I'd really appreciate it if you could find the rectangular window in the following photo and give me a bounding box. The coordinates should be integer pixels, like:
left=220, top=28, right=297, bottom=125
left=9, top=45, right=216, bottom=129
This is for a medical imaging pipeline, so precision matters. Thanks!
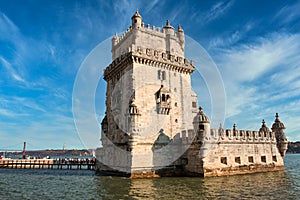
left=162, top=71, right=166, bottom=80
left=272, top=156, right=277, bottom=162
left=157, top=70, right=161, bottom=80
left=235, top=157, right=241, bottom=164
left=192, top=101, right=197, bottom=108
left=261, top=156, right=266, bottom=163
left=248, top=156, right=254, bottom=163
left=221, top=157, right=227, bottom=165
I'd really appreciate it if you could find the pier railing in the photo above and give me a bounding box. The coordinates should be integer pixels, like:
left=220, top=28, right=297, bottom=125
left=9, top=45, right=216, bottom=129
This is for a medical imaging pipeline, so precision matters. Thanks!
left=0, top=158, right=96, bottom=170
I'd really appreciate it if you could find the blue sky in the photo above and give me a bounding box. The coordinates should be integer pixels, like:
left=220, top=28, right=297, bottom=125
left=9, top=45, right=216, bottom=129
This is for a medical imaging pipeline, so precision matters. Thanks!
left=0, top=0, right=299, bottom=150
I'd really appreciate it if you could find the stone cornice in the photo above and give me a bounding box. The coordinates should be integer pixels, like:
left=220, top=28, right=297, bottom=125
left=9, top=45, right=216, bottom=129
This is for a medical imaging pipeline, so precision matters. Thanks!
left=104, top=49, right=194, bottom=81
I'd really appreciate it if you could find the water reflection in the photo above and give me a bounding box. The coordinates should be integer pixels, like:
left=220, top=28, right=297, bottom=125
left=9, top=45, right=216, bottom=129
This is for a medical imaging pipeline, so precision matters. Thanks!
left=0, top=155, right=297, bottom=199
left=125, top=171, right=297, bottom=199
left=95, top=154, right=299, bottom=199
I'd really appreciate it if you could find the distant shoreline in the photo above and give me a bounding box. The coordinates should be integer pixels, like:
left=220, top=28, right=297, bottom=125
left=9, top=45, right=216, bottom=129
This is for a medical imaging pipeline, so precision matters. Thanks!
left=1, top=149, right=93, bottom=158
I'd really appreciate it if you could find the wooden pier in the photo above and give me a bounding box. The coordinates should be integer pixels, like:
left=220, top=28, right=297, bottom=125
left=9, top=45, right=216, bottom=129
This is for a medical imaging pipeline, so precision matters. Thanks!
left=0, top=158, right=96, bottom=170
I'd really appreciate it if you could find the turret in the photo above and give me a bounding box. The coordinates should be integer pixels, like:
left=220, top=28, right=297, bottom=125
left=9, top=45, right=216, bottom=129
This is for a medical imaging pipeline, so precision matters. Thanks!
left=176, top=24, right=185, bottom=50
left=131, top=9, right=142, bottom=29
left=271, top=113, right=288, bottom=157
left=112, top=33, right=119, bottom=47
left=128, top=98, right=140, bottom=149
left=163, top=20, right=175, bottom=35
left=193, top=106, right=210, bottom=141
left=259, top=119, right=271, bottom=134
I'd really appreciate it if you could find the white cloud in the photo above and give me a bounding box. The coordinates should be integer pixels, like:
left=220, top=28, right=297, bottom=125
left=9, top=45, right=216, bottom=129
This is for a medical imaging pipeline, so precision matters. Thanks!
left=211, top=32, right=300, bottom=141
left=217, top=33, right=300, bottom=82
left=0, top=56, right=26, bottom=83
left=274, top=1, right=300, bottom=25
left=209, top=21, right=254, bottom=49
left=0, top=12, right=19, bottom=40
left=203, top=0, right=234, bottom=23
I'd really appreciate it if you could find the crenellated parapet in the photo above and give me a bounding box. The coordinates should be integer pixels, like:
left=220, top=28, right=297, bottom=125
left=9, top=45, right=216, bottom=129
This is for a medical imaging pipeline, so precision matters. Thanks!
left=111, top=10, right=185, bottom=60
left=202, top=128, right=277, bottom=143
left=192, top=107, right=282, bottom=144
left=112, top=22, right=185, bottom=50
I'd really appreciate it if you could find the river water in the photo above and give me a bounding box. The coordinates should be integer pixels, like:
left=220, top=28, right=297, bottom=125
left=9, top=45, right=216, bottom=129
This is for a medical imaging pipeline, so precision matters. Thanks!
left=0, top=154, right=299, bottom=200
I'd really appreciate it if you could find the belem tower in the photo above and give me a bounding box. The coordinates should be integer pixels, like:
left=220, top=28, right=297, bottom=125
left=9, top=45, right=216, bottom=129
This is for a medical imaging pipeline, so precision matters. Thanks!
left=95, top=10, right=289, bottom=178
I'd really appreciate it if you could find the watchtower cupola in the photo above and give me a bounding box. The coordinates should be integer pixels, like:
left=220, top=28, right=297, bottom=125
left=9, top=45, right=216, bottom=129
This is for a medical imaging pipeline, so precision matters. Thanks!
left=271, top=113, right=288, bottom=156
left=193, top=107, right=210, bottom=140
left=131, top=9, right=142, bottom=29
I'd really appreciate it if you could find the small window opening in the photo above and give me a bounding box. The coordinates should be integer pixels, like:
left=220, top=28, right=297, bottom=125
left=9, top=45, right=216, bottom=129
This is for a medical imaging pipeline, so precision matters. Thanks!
left=248, top=156, right=254, bottom=163
left=272, top=156, right=277, bottom=162
left=235, top=157, right=241, bottom=164
left=192, top=102, right=197, bottom=108
left=221, top=157, right=227, bottom=165
left=261, top=156, right=266, bottom=163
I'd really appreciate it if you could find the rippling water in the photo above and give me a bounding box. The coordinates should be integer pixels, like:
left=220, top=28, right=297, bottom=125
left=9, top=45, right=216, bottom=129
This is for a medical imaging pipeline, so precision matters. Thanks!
left=0, top=154, right=299, bottom=199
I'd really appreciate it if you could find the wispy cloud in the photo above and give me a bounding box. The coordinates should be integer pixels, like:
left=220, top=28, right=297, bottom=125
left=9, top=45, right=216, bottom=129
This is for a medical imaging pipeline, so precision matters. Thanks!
left=209, top=21, right=254, bottom=49
left=0, top=56, right=26, bottom=83
left=203, top=0, right=234, bottom=23
left=274, top=1, right=300, bottom=25
left=0, top=12, right=19, bottom=40
left=217, top=32, right=300, bottom=82
left=212, top=31, right=300, bottom=140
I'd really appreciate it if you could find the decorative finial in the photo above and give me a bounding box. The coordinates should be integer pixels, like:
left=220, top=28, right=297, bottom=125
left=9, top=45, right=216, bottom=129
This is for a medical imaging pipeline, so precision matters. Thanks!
left=199, top=106, right=203, bottom=112
left=178, top=24, right=183, bottom=31
left=261, top=119, right=267, bottom=128
left=233, top=123, right=237, bottom=130
left=132, top=9, right=142, bottom=19
left=275, top=113, right=280, bottom=122
left=166, top=20, right=170, bottom=26
left=113, top=33, right=118, bottom=39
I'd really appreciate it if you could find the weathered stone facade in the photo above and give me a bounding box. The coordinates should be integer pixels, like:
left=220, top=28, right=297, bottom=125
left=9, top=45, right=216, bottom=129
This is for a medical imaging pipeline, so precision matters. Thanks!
left=95, top=10, right=288, bottom=178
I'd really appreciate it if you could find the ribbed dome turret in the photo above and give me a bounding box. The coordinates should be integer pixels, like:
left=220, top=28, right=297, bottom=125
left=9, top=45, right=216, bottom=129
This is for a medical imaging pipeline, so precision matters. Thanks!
left=271, top=113, right=286, bottom=130
left=195, top=106, right=210, bottom=123
left=131, top=9, right=142, bottom=19
left=259, top=119, right=271, bottom=133
left=131, top=9, right=142, bottom=29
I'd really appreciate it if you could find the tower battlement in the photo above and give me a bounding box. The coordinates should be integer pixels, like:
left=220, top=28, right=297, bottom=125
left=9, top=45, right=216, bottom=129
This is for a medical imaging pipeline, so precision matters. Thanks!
left=111, top=10, right=185, bottom=60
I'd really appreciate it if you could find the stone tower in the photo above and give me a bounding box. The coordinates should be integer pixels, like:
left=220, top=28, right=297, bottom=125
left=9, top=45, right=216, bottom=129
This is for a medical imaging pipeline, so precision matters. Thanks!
left=96, top=10, right=288, bottom=178
left=97, top=10, right=198, bottom=177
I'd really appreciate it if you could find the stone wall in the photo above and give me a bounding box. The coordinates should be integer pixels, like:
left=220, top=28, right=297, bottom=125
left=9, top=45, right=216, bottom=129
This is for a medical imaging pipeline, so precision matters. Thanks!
left=199, top=128, right=284, bottom=177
